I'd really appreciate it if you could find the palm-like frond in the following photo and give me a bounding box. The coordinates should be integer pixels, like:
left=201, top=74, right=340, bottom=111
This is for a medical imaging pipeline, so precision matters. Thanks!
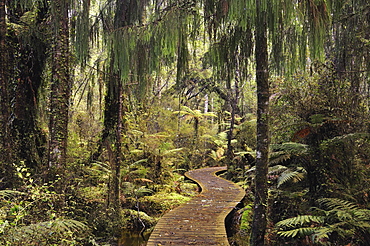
left=269, top=152, right=291, bottom=165
left=277, top=227, right=317, bottom=238
left=268, top=165, right=288, bottom=175
left=276, top=215, right=324, bottom=228
left=277, top=167, right=307, bottom=188
left=0, top=190, right=25, bottom=199
left=90, top=161, right=111, bottom=173
left=4, top=219, right=89, bottom=244
left=269, top=142, right=308, bottom=166
left=318, top=198, right=358, bottom=211
left=276, top=198, right=370, bottom=244
left=321, top=133, right=368, bottom=147
left=271, top=142, right=308, bottom=154
left=318, top=198, right=370, bottom=222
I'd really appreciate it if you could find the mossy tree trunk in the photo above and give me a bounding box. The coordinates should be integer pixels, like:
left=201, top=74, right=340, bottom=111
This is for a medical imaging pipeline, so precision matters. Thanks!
left=48, top=0, right=71, bottom=169
left=0, top=0, right=14, bottom=188
left=104, top=0, right=133, bottom=213
left=11, top=3, right=48, bottom=170
left=105, top=76, right=123, bottom=211
left=250, top=0, right=269, bottom=245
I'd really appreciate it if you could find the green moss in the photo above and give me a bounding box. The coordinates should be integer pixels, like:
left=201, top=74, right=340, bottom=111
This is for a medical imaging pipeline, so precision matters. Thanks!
left=138, top=192, right=192, bottom=216
left=240, top=204, right=253, bottom=231
left=180, top=182, right=199, bottom=196
left=78, top=185, right=106, bottom=202
left=121, top=209, right=158, bottom=231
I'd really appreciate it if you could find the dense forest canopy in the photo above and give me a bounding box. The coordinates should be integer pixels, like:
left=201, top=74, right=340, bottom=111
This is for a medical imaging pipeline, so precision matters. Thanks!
left=0, top=0, right=370, bottom=245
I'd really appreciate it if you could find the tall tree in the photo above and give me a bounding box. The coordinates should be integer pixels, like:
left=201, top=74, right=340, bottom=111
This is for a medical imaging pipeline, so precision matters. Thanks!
left=48, top=0, right=71, bottom=168
left=250, top=0, right=269, bottom=244
left=0, top=0, right=13, bottom=187
left=96, top=0, right=196, bottom=211
left=102, top=0, right=149, bottom=211
left=331, top=0, right=370, bottom=109
left=10, top=1, right=49, bottom=170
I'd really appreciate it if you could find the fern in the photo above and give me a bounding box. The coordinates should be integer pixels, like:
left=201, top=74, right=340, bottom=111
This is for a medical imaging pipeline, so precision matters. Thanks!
left=277, top=227, right=317, bottom=238
left=269, top=152, right=291, bottom=165
left=270, top=142, right=308, bottom=155
left=268, top=165, right=288, bottom=175
left=269, top=142, right=308, bottom=166
left=0, top=190, right=25, bottom=199
left=276, top=198, right=370, bottom=244
left=277, top=167, right=307, bottom=188
left=321, top=133, right=368, bottom=148
left=90, top=161, right=111, bottom=173
left=4, top=219, right=89, bottom=245
left=318, top=198, right=370, bottom=225
left=317, top=198, right=358, bottom=211
left=276, top=215, right=324, bottom=228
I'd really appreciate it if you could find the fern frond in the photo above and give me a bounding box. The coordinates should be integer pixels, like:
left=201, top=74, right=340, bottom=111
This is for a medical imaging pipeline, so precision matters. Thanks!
left=6, top=219, right=89, bottom=243
left=277, top=167, right=307, bottom=188
left=318, top=198, right=370, bottom=226
left=277, top=227, right=316, bottom=237
left=268, top=165, right=288, bottom=175
left=312, top=226, right=332, bottom=241
left=0, top=190, right=25, bottom=199
left=320, top=133, right=369, bottom=148
left=317, top=198, right=358, bottom=211
left=269, top=152, right=291, bottom=165
left=270, top=142, right=308, bottom=155
left=130, top=159, right=148, bottom=168
left=134, top=187, right=154, bottom=197
left=276, top=215, right=324, bottom=228
left=91, top=161, right=111, bottom=173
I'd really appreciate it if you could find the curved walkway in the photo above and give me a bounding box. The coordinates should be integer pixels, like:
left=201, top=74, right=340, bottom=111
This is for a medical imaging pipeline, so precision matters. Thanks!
left=147, top=166, right=245, bottom=245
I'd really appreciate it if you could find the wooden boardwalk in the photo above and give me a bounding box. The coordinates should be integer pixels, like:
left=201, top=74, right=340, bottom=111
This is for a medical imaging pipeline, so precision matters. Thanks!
left=147, top=166, right=245, bottom=246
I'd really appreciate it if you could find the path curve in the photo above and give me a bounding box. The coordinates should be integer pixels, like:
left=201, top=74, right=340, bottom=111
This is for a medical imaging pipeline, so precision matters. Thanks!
left=147, top=166, right=245, bottom=245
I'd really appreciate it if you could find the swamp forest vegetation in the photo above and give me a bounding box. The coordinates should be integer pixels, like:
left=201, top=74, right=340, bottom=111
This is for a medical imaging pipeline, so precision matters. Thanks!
left=0, top=0, right=370, bottom=245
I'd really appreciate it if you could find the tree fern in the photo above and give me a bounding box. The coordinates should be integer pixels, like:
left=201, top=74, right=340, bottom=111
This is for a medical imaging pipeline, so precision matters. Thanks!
left=318, top=198, right=370, bottom=224
left=276, top=198, right=370, bottom=244
left=269, top=142, right=308, bottom=166
left=0, top=190, right=25, bottom=199
left=276, top=215, right=324, bottom=228
left=3, top=219, right=90, bottom=245
left=277, top=167, right=307, bottom=188
left=270, top=142, right=308, bottom=155
left=318, top=198, right=358, bottom=211
left=277, top=227, right=317, bottom=238
left=269, top=151, right=291, bottom=165
left=268, top=165, right=288, bottom=175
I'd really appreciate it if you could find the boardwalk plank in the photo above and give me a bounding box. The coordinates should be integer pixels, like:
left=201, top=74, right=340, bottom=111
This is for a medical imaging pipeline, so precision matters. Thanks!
left=146, top=166, right=245, bottom=246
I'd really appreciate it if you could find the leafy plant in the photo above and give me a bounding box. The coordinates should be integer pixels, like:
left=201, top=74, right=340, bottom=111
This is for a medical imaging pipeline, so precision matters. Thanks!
left=277, top=167, right=307, bottom=188
left=275, top=198, right=370, bottom=245
left=2, top=218, right=90, bottom=246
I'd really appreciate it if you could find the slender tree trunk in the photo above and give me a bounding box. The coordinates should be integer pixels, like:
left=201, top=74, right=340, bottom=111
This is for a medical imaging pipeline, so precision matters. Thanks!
left=110, top=81, right=123, bottom=209
left=48, top=0, right=71, bottom=168
left=0, top=0, right=8, bottom=153
left=13, top=5, right=48, bottom=169
left=226, top=77, right=240, bottom=179
left=0, top=0, right=14, bottom=187
left=250, top=0, right=269, bottom=245
left=105, top=0, right=132, bottom=212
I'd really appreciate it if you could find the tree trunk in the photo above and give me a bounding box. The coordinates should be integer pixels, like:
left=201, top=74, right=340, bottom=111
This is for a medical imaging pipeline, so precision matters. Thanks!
left=0, top=0, right=8, bottom=152
left=105, top=0, right=133, bottom=212
left=48, top=0, right=71, bottom=168
left=12, top=5, right=48, bottom=169
left=0, top=0, right=14, bottom=188
left=110, top=80, right=123, bottom=210
left=250, top=0, right=269, bottom=245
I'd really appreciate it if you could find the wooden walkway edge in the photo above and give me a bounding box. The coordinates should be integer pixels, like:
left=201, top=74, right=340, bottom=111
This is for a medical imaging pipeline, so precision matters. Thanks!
left=146, top=166, right=245, bottom=245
